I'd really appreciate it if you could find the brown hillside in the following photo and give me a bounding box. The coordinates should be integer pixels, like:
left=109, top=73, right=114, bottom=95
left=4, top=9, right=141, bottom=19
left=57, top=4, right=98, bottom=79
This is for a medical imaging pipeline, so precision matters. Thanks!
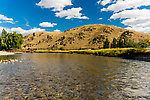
left=22, top=24, right=150, bottom=50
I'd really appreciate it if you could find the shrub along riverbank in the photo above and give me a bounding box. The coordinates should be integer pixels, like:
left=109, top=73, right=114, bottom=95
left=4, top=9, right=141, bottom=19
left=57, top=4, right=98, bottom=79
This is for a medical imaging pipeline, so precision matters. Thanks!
left=34, top=48, right=149, bottom=59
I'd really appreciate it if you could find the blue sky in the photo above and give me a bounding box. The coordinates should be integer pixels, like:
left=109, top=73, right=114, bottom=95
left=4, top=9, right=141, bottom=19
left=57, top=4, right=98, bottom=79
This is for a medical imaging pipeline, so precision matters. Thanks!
left=0, top=0, right=150, bottom=35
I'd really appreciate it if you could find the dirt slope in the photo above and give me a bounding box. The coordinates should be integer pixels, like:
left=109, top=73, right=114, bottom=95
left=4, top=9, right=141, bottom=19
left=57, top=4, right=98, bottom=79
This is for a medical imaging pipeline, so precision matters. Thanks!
left=22, top=24, right=150, bottom=50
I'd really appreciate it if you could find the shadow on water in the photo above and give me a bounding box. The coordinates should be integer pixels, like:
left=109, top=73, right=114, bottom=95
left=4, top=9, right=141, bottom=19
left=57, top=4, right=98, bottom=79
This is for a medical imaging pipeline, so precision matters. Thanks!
left=122, top=55, right=150, bottom=62
left=0, top=53, right=150, bottom=99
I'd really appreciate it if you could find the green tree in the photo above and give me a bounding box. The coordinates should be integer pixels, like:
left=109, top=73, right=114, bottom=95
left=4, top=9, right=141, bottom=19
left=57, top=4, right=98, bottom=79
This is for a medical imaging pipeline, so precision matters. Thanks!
left=0, top=30, right=23, bottom=50
left=123, top=37, right=129, bottom=48
left=2, top=29, right=7, bottom=37
left=111, top=38, right=117, bottom=48
left=142, top=39, right=150, bottom=46
left=118, top=37, right=124, bottom=48
left=103, top=38, right=110, bottom=48
left=33, top=33, right=35, bottom=36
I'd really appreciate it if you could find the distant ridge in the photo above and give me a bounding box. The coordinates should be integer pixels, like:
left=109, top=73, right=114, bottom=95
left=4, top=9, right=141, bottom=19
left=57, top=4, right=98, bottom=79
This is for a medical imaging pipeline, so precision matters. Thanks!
left=22, top=24, right=150, bottom=50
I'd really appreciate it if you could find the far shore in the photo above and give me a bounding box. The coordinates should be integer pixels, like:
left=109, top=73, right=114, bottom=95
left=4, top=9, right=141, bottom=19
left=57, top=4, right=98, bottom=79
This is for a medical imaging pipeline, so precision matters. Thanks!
left=34, top=48, right=150, bottom=61
left=1, top=48, right=150, bottom=61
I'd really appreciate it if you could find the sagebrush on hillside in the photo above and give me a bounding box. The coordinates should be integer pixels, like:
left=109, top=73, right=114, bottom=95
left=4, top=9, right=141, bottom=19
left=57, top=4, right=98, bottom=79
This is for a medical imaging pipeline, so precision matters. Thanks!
left=23, top=24, right=150, bottom=50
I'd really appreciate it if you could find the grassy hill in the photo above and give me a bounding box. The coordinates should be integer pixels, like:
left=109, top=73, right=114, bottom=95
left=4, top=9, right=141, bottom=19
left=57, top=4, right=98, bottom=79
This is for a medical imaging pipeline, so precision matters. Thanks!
left=22, top=24, right=150, bottom=50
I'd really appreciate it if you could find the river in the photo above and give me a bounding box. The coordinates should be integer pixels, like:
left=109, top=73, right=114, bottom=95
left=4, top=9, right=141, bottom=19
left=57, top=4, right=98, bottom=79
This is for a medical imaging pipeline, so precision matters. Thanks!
left=0, top=53, right=150, bottom=99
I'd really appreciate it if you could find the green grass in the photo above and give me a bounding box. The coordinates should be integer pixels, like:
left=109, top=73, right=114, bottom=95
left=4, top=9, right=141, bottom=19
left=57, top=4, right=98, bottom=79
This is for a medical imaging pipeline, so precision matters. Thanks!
left=35, top=50, right=70, bottom=53
left=34, top=48, right=147, bottom=58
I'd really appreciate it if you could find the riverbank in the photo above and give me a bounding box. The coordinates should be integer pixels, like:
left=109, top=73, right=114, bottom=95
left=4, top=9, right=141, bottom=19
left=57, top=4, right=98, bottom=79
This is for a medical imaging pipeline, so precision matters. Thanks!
left=1, top=48, right=149, bottom=61
left=0, top=51, right=15, bottom=56
left=0, top=50, right=24, bottom=56
left=34, top=48, right=149, bottom=59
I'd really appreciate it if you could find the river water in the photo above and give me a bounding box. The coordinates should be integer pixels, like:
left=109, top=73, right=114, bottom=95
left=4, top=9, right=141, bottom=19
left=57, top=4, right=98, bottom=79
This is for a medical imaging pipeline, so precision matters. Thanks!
left=0, top=53, right=150, bottom=99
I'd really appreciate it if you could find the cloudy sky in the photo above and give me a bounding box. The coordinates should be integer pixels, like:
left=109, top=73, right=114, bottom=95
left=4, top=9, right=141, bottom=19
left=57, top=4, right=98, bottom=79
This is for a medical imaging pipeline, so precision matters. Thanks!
left=0, top=0, right=150, bottom=35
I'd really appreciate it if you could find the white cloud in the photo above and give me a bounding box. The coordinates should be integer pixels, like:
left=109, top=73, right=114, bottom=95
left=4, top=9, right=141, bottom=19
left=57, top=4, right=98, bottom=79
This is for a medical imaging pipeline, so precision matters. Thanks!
left=110, top=9, right=150, bottom=33
left=97, top=0, right=112, bottom=6
left=110, top=9, right=148, bottom=19
left=0, top=27, right=4, bottom=33
left=99, top=0, right=150, bottom=33
left=0, top=14, right=13, bottom=21
left=0, top=14, right=16, bottom=24
left=98, top=18, right=103, bottom=20
left=55, top=7, right=89, bottom=19
left=36, top=0, right=72, bottom=11
left=26, top=23, right=29, bottom=27
left=101, top=0, right=150, bottom=12
left=36, top=0, right=89, bottom=19
left=54, top=29, right=61, bottom=32
left=97, top=0, right=101, bottom=4
left=0, top=27, right=45, bottom=35
left=126, top=26, right=150, bottom=33
left=39, top=22, right=57, bottom=27
left=5, top=21, right=15, bottom=24
left=24, top=18, right=30, bottom=27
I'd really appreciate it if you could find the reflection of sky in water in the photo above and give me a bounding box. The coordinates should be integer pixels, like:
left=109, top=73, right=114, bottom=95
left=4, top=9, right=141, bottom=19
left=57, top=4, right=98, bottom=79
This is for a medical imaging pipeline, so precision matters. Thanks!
left=0, top=54, right=150, bottom=99
left=121, top=61, right=150, bottom=98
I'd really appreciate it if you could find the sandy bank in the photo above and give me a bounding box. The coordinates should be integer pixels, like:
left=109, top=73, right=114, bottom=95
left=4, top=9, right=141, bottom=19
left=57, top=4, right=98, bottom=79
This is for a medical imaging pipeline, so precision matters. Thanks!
left=0, top=51, right=15, bottom=56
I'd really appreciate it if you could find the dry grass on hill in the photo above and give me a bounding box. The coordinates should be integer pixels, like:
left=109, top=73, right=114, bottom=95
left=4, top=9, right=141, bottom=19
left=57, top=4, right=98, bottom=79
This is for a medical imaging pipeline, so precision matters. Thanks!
left=22, top=24, right=150, bottom=50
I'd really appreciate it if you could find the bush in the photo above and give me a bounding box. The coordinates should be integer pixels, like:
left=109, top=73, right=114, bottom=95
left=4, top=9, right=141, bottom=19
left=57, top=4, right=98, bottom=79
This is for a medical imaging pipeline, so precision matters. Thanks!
left=33, top=33, right=35, bottom=36
left=59, top=47, right=65, bottom=50
left=138, top=42, right=148, bottom=48
left=126, top=39, right=138, bottom=48
left=47, top=35, right=52, bottom=40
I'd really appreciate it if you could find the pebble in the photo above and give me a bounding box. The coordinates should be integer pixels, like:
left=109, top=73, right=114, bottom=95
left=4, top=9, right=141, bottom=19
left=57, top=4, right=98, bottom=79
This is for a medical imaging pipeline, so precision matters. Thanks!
left=131, top=86, right=140, bottom=90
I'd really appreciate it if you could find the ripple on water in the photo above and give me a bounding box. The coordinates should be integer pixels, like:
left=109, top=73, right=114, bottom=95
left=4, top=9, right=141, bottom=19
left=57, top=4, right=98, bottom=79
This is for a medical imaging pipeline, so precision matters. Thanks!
left=0, top=53, right=150, bottom=99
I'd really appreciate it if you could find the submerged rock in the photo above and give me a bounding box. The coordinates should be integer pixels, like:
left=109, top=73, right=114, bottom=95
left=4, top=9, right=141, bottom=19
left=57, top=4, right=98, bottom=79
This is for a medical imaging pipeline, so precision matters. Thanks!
left=131, top=86, right=140, bottom=90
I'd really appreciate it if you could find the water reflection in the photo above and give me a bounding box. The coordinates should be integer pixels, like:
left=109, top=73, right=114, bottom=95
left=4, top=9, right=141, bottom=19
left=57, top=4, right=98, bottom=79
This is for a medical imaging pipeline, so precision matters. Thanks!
left=0, top=55, right=23, bottom=64
left=0, top=53, right=150, bottom=99
left=121, top=61, right=150, bottom=99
